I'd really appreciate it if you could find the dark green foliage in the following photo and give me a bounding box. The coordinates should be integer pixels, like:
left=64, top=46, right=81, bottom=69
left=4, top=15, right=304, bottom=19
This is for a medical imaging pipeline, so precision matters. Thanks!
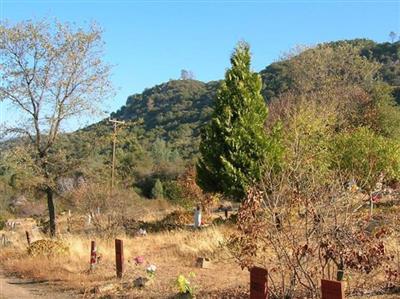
left=361, top=41, right=400, bottom=86
left=163, top=180, right=193, bottom=209
left=0, top=216, right=5, bottom=230
left=368, top=82, right=400, bottom=139
left=361, top=41, right=400, bottom=104
left=260, top=39, right=400, bottom=104
left=260, top=60, right=293, bottom=101
left=196, top=42, right=269, bottom=200
left=111, top=79, right=218, bottom=160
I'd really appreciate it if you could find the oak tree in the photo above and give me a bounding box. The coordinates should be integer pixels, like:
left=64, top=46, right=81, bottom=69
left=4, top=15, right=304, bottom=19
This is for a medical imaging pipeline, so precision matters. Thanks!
left=0, top=20, right=113, bottom=236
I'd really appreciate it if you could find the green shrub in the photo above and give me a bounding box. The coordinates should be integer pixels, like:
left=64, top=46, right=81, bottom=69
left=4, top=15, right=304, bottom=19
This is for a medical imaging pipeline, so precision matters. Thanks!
left=163, top=181, right=194, bottom=210
left=151, top=179, right=164, bottom=199
left=0, top=215, right=5, bottom=230
left=331, top=127, right=400, bottom=190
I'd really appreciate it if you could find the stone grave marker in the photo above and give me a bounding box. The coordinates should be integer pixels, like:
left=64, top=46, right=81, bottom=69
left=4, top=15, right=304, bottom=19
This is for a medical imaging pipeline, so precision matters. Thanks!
left=196, top=257, right=211, bottom=269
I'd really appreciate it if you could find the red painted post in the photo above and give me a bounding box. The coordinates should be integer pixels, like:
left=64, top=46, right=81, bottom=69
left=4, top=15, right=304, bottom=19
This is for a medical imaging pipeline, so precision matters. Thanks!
left=250, top=267, right=268, bottom=299
left=115, top=239, right=124, bottom=278
left=25, top=231, right=31, bottom=246
left=321, top=279, right=345, bottom=299
left=90, top=241, right=97, bottom=270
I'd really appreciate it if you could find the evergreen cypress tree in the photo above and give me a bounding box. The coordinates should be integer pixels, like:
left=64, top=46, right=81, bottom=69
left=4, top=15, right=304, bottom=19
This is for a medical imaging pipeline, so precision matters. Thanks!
left=196, top=42, right=269, bottom=200
left=151, top=179, right=164, bottom=199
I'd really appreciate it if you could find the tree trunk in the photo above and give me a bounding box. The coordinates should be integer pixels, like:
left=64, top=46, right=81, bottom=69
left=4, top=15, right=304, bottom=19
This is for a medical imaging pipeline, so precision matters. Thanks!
left=46, top=187, right=56, bottom=237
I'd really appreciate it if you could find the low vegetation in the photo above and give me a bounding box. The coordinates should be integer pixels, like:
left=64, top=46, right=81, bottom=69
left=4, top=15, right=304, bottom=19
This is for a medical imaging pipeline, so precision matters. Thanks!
left=0, top=212, right=247, bottom=298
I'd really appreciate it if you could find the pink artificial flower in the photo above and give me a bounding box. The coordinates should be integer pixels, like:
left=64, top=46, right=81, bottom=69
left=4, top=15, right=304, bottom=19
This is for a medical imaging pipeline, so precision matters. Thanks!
left=134, top=256, right=145, bottom=265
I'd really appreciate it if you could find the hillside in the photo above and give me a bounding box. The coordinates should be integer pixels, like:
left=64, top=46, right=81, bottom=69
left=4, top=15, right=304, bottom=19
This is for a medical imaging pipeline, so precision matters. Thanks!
left=2, top=38, right=400, bottom=200
left=110, top=79, right=219, bottom=159
left=261, top=39, right=400, bottom=102
left=108, top=39, right=400, bottom=160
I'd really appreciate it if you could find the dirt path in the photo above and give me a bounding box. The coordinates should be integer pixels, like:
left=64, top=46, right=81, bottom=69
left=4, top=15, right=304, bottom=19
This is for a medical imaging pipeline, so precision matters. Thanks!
left=0, top=271, right=77, bottom=299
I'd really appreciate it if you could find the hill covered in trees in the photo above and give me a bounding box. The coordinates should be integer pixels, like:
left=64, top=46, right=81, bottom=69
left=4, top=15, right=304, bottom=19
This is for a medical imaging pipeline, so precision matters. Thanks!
left=109, top=39, right=400, bottom=159
left=1, top=38, right=400, bottom=202
left=69, top=39, right=400, bottom=196
left=262, top=39, right=400, bottom=102
left=110, top=79, right=218, bottom=160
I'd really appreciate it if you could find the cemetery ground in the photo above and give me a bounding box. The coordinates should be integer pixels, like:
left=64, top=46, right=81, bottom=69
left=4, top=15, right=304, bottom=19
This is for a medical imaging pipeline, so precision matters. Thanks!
left=0, top=200, right=250, bottom=299
left=0, top=227, right=248, bottom=298
left=1, top=196, right=400, bottom=298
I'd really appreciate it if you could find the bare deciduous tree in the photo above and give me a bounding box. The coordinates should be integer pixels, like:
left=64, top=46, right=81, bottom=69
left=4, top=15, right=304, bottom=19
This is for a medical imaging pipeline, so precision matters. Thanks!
left=0, top=19, right=113, bottom=236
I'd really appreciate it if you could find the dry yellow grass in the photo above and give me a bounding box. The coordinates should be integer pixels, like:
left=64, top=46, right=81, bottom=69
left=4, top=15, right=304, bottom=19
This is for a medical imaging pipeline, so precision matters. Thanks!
left=0, top=225, right=248, bottom=298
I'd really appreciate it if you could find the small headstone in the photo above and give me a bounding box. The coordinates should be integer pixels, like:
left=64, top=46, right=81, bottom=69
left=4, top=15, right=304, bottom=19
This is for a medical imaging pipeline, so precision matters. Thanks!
left=0, top=234, right=12, bottom=247
left=6, top=221, right=16, bottom=230
left=196, top=257, right=211, bottom=269
left=86, top=214, right=92, bottom=226
left=1, top=234, right=6, bottom=246
left=134, top=276, right=150, bottom=288
left=138, top=228, right=147, bottom=236
left=250, top=267, right=268, bottom=299
left=321, top=279, right=344, bottom=299
left=9, top=195, right=28, bottom=210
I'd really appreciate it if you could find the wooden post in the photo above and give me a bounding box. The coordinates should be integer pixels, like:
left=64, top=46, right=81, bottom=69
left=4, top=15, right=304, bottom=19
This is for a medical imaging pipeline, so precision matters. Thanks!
left=370, top=197, right=374, bottom=217
left=90, top=241, right=97, bottom=270
left=25, top=231, right=31, bottom=246
left=115, top=239, right=124, bottom=278
left=67, top=212, right=71, bottom=233
left=250, top=267, right=268, bottom=299
left=321, top=279, right=345, bottom=299
left=108, top=118, right=125, bottom=195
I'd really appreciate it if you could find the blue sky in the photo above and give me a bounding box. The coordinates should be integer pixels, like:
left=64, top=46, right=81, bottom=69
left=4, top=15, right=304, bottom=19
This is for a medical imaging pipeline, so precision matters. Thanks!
left=1, top=0, right=400, bottom=130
